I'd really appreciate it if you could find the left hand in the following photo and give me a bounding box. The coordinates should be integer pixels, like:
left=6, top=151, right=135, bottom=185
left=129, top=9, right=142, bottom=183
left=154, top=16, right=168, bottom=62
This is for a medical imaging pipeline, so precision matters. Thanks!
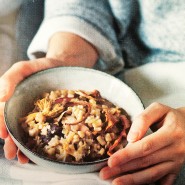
left=0, top=32, right=98, bottom=163
left=100, top=102, right=185, bottom=185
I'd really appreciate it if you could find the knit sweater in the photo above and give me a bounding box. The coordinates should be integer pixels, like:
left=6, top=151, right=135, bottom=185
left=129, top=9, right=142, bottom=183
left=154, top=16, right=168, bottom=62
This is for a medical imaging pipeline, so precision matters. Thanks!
left=27, top=0, right=185, bottom=74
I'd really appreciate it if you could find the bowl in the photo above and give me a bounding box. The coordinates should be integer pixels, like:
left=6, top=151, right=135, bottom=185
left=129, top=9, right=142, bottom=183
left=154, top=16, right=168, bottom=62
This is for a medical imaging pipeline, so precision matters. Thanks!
left=4, top=67, right=144, bottom=173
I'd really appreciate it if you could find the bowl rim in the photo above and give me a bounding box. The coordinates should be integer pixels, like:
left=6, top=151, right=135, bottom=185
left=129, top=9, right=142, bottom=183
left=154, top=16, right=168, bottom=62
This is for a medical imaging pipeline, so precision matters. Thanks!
left=4, top=66, right=144, bottom=166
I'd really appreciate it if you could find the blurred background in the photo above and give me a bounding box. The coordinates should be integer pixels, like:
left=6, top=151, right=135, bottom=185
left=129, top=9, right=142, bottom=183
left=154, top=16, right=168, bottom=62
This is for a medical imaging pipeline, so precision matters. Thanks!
left=0, top=0, right=43, bottom=76
left=0, top=0, right=22, bottom=76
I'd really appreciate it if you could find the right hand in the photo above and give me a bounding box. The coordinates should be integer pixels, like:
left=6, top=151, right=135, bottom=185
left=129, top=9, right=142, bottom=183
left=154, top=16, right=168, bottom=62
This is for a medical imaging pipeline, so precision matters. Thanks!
left=0, top=32, right=98, bottom=163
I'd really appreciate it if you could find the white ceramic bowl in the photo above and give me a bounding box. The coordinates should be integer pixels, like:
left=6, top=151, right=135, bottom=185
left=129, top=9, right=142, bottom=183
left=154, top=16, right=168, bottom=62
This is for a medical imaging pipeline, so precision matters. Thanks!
left=4, top=67, right=144, bottom=174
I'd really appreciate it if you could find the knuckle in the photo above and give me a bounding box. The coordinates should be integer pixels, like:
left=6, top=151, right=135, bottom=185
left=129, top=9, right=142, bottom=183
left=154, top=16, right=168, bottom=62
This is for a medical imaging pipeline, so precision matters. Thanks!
left=141, top=141, right=153, bottom=156
left=123, top=150, right=132, bottom=161
left=150, top=102, right=163, bottom=109
left=11, top=61, right=27, bottom=71
left=134, top=157, right=148, bottom=169
left=168, top=111, right=177, bottom=122
left=164, top=110, right=178, bottom=130
left=136, top=113, right=149, bottom=125
left=135, top=158, right=146, bottom=169
left=172, top=126, right=184, bottom=140
left=139, top=155, right=154, bottom=168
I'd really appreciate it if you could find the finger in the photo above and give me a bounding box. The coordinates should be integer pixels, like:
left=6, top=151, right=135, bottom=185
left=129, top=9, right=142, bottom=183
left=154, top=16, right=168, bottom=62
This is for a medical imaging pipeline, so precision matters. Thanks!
left=0, top=102, right=8, bottom=139
left=100, top=145, right=173, bottom=180
left=108, top=124, right=173, bottom=167
left=112, top=162, right=175, bottom=185
left=17, top=149, right=29, bottom=164
left=3, top=135, right=17, bottom=160
left=127, top=102, right=171, bottom=142
left=157, top=174, right=177, bottom=185
left=0, top=58, right=61, bottom=102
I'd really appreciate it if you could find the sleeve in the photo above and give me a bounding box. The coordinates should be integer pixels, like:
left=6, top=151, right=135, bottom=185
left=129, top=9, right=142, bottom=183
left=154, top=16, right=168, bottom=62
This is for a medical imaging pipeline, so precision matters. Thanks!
left=27, top=0, right=124, bottom=74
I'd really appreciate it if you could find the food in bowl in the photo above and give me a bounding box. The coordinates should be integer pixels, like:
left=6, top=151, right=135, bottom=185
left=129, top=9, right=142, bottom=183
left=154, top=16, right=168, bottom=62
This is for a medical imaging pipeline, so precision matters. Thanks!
left=4, top=67, right=144, bottom=173
left=19, top=89, right=131, bottom=163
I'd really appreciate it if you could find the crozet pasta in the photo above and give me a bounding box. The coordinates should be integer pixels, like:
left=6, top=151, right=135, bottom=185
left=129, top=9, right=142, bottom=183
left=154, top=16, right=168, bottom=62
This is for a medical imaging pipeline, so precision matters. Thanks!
left=20, top=89, right=131, bottom=162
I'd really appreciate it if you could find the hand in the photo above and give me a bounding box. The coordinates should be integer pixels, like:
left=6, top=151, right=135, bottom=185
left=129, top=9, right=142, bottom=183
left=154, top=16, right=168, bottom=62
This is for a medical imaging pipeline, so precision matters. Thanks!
left=100, top=102, right=185, bottom=185
left=0, top=58, right=64, bottom=164
left=0, top=32, right=98, bottom=163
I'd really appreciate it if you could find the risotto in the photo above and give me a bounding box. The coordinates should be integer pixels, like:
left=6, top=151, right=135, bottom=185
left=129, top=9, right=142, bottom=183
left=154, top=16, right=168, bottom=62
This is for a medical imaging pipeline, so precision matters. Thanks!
left=20, top=89, right=131, bottom=163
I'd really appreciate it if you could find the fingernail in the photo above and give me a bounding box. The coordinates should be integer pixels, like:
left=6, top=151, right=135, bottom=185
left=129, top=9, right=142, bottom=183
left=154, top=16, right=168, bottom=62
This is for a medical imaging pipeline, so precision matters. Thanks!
left=127, top=130, right=139, bottom=143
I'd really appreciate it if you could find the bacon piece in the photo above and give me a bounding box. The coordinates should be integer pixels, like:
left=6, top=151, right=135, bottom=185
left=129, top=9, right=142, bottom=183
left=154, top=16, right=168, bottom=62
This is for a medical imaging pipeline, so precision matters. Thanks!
left=90, top=90, right=101, bottom=98
left=120, top=115, right=131, bottom=130
left=55, top=97, right=72, bottom=105
left=107, top=129, right=127, bottom=156
left=107, top=115, right=131, bottom=156
left=104, top=109, right=119, bottom=131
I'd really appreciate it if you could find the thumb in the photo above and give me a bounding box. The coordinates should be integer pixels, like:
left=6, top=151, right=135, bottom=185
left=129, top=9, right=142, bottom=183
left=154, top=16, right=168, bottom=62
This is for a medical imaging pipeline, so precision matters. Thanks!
left=0, top=58, right=61, bottom=102
left=127, top=115, right=148, bottom=143
left=127, top=102, right=170, bottom=143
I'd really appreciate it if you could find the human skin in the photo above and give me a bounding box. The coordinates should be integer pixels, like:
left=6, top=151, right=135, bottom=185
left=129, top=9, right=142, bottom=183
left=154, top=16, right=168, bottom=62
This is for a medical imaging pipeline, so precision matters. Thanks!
left=0, top=32, right=98, bottom=163
left=100, top=103, right=185, bottom=185
left=1, top=32, right=185, bottom=185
